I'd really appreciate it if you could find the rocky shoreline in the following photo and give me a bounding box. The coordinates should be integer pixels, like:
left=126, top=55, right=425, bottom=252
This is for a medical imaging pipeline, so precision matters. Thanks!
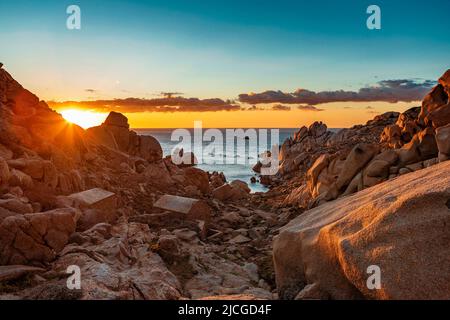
left=0, top=66, right=449, bottom=299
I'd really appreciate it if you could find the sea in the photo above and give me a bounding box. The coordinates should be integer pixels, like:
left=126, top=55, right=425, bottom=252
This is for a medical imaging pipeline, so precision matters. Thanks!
left=134, top=128, right=299, bottom=192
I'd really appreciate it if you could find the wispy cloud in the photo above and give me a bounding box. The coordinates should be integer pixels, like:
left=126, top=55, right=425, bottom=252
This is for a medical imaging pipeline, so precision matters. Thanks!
left=272, top=104, right=291, bottom=111
left=297, top=105, right=324, bottom=112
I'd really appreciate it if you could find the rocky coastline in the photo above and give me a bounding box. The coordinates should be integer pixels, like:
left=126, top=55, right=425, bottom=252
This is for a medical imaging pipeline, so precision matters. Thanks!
left=0, top=66, right=449, bottom=299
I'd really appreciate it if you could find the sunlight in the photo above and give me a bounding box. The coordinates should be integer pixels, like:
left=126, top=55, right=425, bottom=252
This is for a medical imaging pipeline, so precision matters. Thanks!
left=60, top=109, right=108, bottom=129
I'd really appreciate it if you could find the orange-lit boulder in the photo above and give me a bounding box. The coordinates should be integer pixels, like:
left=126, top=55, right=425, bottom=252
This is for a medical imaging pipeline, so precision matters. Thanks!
left=274, top=161, right=450, bottom=300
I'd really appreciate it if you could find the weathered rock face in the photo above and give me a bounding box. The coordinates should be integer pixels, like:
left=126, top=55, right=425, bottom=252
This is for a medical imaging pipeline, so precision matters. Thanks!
left=86, top=113, right=162, bottom=163
left=103, top=111, right=129, bottom=128
left=8, top=222, right=183, bottom=299
left=436, top=123, right=450, bottom=160
left=0, top=68, right=165, bottom=197
left=279, top=121, right=334, bottom=176
left=0, top=208, right=80, bottom=265
left=212, top=181, right=250, bottom=202
left=0, top=67, right=279, bottom=300
left=133, top=135, right=162, bottom=163
left=273, top=161, right=450, bottom=300
left=0, top=69, right=87, bottom=168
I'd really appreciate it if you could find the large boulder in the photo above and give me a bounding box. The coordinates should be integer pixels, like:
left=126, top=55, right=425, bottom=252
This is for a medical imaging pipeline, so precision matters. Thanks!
left=273, top=160, right=450, bottom=300
left=308, top=121, right=327, bottom=138
left=418, top=84, right=448, bottom=126
left=307, top=154, right=330, bottom=193
left=380, top=124, right=402, bottom=148
left=436, top=123, right=450, bottom=160
left=426, top=102, right=450, bottom=128
left=67, top=188, right=118, bottom=231
left=135, top=135, right=162, bottom=163
left=181, top=167, right=210, bottom=194
left=307, top=154, right=346, bottom=201
left=418, top=71, right=450, bottom=128
left=360, top=149, right=399, bottom=189
left=212, top=183, right=249, bottom=201
left=230, top=180, right=251, bottom=194
left=85, top=125, right=118, bottom=150
left=86, top=112, right=162, bottom=163
left=439, top=69, right=450, bottom=96
left=335, top=143, right=379, bottom=191
left=396, top=127, right=438, bottom=165
left=103, top=111, right=129, bottom=128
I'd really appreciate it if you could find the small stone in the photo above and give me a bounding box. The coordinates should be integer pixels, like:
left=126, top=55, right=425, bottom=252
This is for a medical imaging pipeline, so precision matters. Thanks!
left=173, top=228, right=198, bottom=242
left=154, top=194, right=211, bottom=222
left=229, top=235, right=251, bottom=244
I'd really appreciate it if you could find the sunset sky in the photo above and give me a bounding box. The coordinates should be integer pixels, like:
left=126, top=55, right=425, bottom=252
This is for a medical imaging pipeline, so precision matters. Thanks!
left=1, top=0, right=449, bottom=128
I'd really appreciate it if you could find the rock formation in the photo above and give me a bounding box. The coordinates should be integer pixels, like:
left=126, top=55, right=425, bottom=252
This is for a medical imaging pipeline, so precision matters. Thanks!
left=271, top=69, right=450, bottom=300
left=264, top=70, right=450, bottom=209
left=273, top=160, right=450, bottom=299
left=1, top=66, right=449, bottom=300
left=0, top=67, right=279, bottom=299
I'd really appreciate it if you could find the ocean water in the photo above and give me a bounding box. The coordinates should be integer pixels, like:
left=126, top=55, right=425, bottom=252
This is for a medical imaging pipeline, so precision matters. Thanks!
left=134, top=128, right=298, bottom=192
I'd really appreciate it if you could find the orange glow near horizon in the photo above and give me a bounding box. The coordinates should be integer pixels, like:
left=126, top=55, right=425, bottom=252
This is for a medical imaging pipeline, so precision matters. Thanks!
left=124, top=101, right=419, bottom=129
left=60, top=109, right=108, bottom=129
left=56, top=101, right=419, bottom=130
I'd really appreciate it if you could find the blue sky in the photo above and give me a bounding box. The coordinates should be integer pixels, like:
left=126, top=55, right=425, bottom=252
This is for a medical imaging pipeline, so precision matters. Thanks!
left=0, top=0, right=449, bottom=101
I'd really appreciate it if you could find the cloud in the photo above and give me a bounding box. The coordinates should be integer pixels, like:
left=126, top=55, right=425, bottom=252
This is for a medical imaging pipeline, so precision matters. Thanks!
left=238, top=79, right=435, bottom=105
left=296, top=105, right=324, bottom=112
left=272, top=104, right=291, bottom=111
left=160, top=92, right=184, bottom=98
left=49, top=78, right=435, bottom=114
left=48, top=96, right=241, bottom=113
left=245, top=105, right=264, bottom=111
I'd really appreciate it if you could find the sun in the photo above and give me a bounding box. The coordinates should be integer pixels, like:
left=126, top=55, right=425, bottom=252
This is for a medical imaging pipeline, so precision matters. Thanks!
left=60, top=109, right=108, bottom=129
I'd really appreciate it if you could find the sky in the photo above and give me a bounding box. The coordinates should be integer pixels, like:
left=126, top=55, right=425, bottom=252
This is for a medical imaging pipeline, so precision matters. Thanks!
left=0, top=0, right=449, bottom=128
